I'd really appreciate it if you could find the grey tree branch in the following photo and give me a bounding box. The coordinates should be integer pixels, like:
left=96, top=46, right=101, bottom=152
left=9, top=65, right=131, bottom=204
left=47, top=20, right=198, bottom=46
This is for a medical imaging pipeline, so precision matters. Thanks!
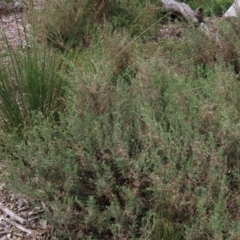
left=161, top=0, right=220, bottom=42
left=161, top=0, right=204, bottom=26
left=0, top=217, right=33, bottom=235
left=224, top=0, right=240, bottom=17
left=0, top=204, right=27, bottom=225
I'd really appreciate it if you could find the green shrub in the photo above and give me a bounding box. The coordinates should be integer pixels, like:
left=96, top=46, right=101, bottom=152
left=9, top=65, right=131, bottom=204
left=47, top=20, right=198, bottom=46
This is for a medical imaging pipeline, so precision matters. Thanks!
left=2, top=34, right=240, bottom=238
left=1, top=1, right=240, bottom=239
left=1, top=33, right=155, bottom=239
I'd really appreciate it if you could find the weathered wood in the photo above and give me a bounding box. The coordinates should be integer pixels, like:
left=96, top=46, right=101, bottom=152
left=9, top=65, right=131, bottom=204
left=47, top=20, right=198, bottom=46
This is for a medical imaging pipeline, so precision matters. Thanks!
left=0, top=204, right=27, bottom=225
left=161, top=0, right=204, bottom=26
left=162, top=0, right=240, bottom=19
left=224, top=0, right=240, bottom=17
left=161, top=0, right=220, bottom=42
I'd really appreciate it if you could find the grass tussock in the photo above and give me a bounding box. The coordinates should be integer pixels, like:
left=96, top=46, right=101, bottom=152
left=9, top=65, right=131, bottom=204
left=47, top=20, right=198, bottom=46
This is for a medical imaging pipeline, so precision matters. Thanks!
left=0, top=41, right=67, bottom=132
left=0, top=0, right=240, bottom=239
left=29, top=0, right=162, bottom=51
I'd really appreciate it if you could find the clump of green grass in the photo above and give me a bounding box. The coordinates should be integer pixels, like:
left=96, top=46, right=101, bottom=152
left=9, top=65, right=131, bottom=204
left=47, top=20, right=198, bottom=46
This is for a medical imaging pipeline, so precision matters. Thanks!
left=29, top=0, right=162, bottom=51
left=0, top=39, right=66, bottom=132
left=30, top=0, right=118, bottom=50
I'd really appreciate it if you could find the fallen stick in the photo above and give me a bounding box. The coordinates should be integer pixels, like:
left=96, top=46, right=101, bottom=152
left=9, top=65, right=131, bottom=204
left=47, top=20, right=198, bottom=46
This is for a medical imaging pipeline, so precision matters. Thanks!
left=0, top=204, right=27, bottom=225
left=224, top=0, right=240, bottom=17
left=1, top=217, right=33, bottom=235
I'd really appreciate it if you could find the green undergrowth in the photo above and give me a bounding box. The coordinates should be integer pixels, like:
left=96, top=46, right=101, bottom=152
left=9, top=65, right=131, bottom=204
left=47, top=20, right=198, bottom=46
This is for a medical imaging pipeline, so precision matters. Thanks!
left=0, top=0, right=240, bottom=239
left=28, top=0, right=162, bottom=51
left=183, top=0, right=232, bottom=16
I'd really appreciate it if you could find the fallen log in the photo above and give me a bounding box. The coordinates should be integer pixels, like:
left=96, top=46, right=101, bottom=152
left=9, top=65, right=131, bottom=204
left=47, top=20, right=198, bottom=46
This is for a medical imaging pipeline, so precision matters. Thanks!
left=162, top=0, right=240, bottom=22
left=161, top=0, right=240, bottom=42
left=224, top=0, right=240, bottom=17
left=161, top=0, right=204, bottom=26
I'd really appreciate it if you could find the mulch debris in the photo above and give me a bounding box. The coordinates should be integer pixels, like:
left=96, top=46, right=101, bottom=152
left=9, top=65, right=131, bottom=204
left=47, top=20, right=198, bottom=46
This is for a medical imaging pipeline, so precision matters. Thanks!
left=0, top=183, right=56, bottom=240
